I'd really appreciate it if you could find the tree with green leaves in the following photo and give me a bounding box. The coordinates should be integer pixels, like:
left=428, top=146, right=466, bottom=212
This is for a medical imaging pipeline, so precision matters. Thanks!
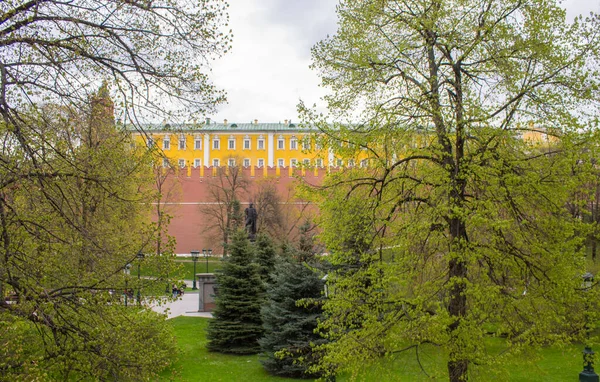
left=207, top=229, right=264, bottom=355
left=301, top=1, right=600, bottom=380
left=0, top=85, right=180, bottom=380
left=1, top=1, right=228, bottom=376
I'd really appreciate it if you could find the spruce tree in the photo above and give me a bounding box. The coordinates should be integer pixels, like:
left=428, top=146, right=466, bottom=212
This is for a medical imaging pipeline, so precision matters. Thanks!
left=255, top=233, right=277, bottom=284
left=260, top=253, right=326, bottom=378
left=296, top=219, right=316, bottom=262
left=206, top=229, right=263, bottom=354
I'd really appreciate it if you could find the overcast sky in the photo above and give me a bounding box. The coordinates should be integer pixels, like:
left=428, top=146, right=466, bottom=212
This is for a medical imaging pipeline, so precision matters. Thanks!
left=209, top=0, right=600, bottom=124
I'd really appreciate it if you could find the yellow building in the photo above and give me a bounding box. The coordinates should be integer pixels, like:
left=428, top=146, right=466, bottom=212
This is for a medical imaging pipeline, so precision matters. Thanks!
left=131, top=119, right=555, bottom=175
left=131, top=119, right=357, bottom=175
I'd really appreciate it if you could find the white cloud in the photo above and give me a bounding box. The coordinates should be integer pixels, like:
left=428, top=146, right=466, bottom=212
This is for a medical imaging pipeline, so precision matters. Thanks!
left=210, top=0, right=599, bottom=124
left=563, top=0, right=600, bottom=19
left=210, top=0, right=337, bottom=123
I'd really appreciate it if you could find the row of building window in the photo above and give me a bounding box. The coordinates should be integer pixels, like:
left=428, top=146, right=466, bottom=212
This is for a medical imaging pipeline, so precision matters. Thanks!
left=163, top=158, right=369, bottom=169
left=151, top=136, right=317, bottom=151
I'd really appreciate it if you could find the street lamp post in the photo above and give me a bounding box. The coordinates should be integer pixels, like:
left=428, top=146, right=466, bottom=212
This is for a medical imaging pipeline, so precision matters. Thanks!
left=136, top=252, right=144, bottom=305
left=124, top=263, right=131, bottom=307
left=203, top=248, right=212, bottom=273
left=580, top=272, right=599, bottom=382
left=191, top=250, right=200, bottom=290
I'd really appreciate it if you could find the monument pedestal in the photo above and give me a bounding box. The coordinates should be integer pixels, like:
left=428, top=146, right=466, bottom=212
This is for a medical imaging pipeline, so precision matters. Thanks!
left=196, top=273, right=217, bottom=312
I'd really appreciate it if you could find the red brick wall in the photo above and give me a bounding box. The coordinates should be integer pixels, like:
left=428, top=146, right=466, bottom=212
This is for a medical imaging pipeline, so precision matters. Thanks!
left=155, top=167, right=326, bottom=255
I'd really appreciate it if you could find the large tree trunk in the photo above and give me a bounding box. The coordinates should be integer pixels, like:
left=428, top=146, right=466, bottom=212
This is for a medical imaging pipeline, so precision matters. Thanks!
left=446, top=162, right=469, bottom=382
left=426, top=19, right=470, bottom=379
left=447, top=222, right=468, bottom=381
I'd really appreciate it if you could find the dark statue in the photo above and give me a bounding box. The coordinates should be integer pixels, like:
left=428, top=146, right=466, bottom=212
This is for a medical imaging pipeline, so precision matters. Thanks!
left=244, top=203, right=258, bottom=240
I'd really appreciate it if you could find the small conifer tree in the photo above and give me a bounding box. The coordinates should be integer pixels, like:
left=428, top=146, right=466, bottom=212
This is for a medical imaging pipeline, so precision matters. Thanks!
left=296, top=219, right=316, bottom=262
left=206, top=229, right=263, bottom=354
left=260, top=250, right=326, bottom=378
left=255, top=233, right=277, bottom=284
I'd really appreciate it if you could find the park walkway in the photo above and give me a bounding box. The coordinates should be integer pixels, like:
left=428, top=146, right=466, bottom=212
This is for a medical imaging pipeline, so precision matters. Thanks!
left=149, top=280, right=213, bottom=319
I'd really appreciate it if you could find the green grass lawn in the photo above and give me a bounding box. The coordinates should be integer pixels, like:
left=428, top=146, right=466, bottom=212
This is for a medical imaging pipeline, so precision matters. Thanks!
left=161, top=317, right=587, bottom=381
left=343, top=340, right=583, bottom=381
left=158, top=317, right=298, bottom=382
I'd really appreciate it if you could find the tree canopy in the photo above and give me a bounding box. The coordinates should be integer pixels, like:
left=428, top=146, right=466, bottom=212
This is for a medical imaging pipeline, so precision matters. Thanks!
left=302, top=1, right=600, bottom=381
left=0, top=0, right=230, bottom=122
left=1, top=1, right=229, bottom=378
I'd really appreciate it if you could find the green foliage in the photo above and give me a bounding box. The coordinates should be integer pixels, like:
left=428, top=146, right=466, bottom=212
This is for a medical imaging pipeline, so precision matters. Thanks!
left=0, top=87, right=180, bottom=380
left=231, top=199, right=244, bottom=231
left=2, top=1, right=229, bottom=379
left=0, top=305, right=175, bottom=381
left=255, top=233, right=277, bottom=284
left=296, top=219, right=318, bottom=263
left=260, top=256, right=327, bottom=379
left=207, top=230, right=264, bottom=354
left=302, top=1, right=600, bottom=381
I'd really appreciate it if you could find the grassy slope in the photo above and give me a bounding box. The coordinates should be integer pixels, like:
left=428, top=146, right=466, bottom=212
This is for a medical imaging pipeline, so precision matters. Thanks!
left=161, top=317, right=586, bottom=381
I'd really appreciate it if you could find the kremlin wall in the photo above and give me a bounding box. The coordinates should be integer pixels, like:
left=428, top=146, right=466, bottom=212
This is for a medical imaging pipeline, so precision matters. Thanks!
left=133, top=119, right=554, bottom=255
left=132, top=119, right=333, bottom=254
left=153, top=165, right=326, bottom=255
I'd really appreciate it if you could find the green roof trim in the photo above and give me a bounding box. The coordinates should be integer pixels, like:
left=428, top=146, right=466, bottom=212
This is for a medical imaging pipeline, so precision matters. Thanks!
left=126, top=122, right=315, bottom=133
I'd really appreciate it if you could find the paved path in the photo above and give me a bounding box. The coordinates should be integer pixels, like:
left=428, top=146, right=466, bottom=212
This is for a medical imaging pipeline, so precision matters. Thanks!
left=149, top=280, right=213, bottom=319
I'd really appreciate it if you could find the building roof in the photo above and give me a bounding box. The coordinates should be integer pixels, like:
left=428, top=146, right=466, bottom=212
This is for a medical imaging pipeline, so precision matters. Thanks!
left=127, top=121, right=313, bottom=133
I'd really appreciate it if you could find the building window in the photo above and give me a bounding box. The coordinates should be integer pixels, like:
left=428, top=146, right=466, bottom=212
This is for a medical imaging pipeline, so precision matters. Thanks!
left=291, top=159, right=297, bottom=168
left=257, top=159, right=264, bottom=168
left=178, top=137, right=186, bottom=150
left=213, top=137, right=220, bottom=150
left=228, top=158, right=236, bottom=167
left=316, top=158, right=323, bottom=168
left=194, top=159, right=201, bottom=168
left=243, top=158, right=250, bottom=167
left=243, top=137, right=250, bottom=150
left=315, top=141, right=322, bottom=150
left=360, top=159, right=368, bottom=168
left=278, top=159, right=284, bottom=168
left=162, top=158, right=169, bottom=168
left=194, top=138, right=202, bottom=150
left=178, top=159, right=186, bottom=168
left=277, top=136, right=284, bottom=150
left=302, top=137, right=311, bottom=151
left=162, top=137, right=170, bottom=150
left=303, top=159, right=310, bottom=167
left=228, top=137, right=235, bottom=150
left=336, top=159, right=343, bottom=167
left=147, top=138, right=154, bottom=147
left=257, top=137, right=265, bottom=150
left=348, top=159, right=355, bottom=167
left=290, top=136, right=298, bottom=150
left=213, top=159, right=220, bottom=167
